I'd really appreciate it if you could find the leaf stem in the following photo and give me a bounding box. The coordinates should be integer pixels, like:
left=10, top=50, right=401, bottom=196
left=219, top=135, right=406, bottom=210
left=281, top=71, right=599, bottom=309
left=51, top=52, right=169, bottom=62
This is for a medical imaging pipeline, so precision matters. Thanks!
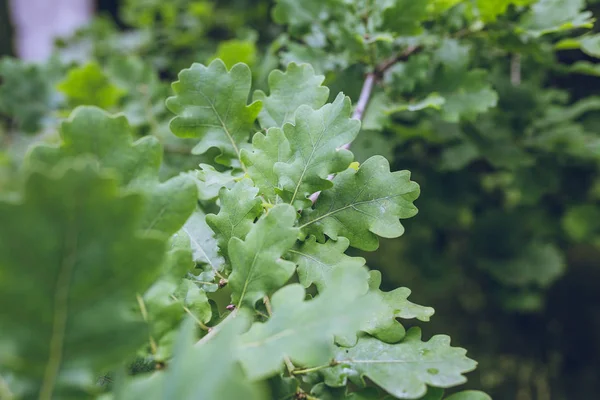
left=292, top=361, right=338, bottom=375
left=40, top=218, right=79, bottom=400
left=170, top=294, right=210, bottom=331
left=263, top=295, right=273, bottom=316
left=137, top=294, right=158, bottom=354
left=284, top=357, right=296, bottom=375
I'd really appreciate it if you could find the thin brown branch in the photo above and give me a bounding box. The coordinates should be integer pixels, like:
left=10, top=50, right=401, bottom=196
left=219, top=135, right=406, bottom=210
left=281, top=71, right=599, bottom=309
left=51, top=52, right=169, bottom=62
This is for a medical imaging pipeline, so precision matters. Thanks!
left=308, top=45, right=420, bottom=204
left=375, top=44, right=422, bottom=78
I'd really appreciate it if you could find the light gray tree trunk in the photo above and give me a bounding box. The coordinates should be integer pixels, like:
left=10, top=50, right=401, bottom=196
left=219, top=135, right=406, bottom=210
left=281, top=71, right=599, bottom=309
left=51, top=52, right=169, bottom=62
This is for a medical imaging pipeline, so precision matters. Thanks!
left=8, top=0, right=94, bottom=61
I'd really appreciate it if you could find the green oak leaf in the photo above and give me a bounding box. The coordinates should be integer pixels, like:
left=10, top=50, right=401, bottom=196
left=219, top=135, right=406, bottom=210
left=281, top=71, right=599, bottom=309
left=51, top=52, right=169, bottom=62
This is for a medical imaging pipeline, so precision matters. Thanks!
left=213, top=39, right=257, bottom=69
left=562, top=204, right=600, bottom=242
left=106, top=55, right=167, bottom=127
left=0, top=160, right=167, bottom=398
left=206, top=179, right=263, bottom=258
left=141, top=234, right=211, bottom=361
left=480, top=242, right=565, bottom=288
left=276, top=93, right=361, bottom=208
left=189, top=163, right=239, bottom=201
left=253, top=62, right=329, bottom=129
left=382, top=0, right=429, bottom=35
left=441, top=70, right=498, bottom=123
left=300, top=156, right=420, bottom=251
left=369, top=271, right=435, bottom=322
left=290, top=236, right=367, bottom=292
left=272, top=0, right=339, bottom=29
left=182, top=208, right=225, bottom=272
left=28, top=106, right=196, bottom=236
left=113, top=314, right=266, bottom=400
left=238, top=266, right=378, bottom=380
left=242, top=127, right=292, bottom=202
left=476, top=0, right=536, bottom=22
left=166, top=59, right=262, bottom=164
left=445, top=391, right=491, bottom=400
left=0, top=58, right=54, bottom=133
left=228, top=204, right=299, bottom=307
left=365, top=271, right=435, bottom=344
left=580, top=34, right=600, bottom=58
left=519, top=0, right=594, bottom=37
left=288, top=237, right=392, bottom=346
left=57, top=62, right=125, bottom=109
left=324, top=328, right=477, bottom=399
left=419, top=387, right=445, bottom=400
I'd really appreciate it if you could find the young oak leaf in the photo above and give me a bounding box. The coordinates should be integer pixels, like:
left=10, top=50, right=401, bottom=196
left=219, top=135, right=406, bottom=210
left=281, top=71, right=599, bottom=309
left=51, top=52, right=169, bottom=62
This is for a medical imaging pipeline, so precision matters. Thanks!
left=241, top=127, right=292, bottom=203
left=363, top=271, right=435, bottom=344
left=238, top=266, right=378, bottom=381
left=0, top=160, right=167, bottom=398
left=289, top=236, right=367, bottom=292
left=57, top=62, right=125, bottom=110
left=323, top=329, right=478, bottom=399
left=206, top=179, right=263, bottom=259
left=228, top=204, right=299, bottom=308
left=275, top=93, right=361, bottom=209
left=182, top=208, right=225, bottom=273
left=166, top=59, right=262, bottom=165
left=253, top=62, right=329, bottom=129
left=187, top=163, right=239, bottom=201
left=27, top=106, right=196, bottom=236
left=300, top=155, right=420, bottom=251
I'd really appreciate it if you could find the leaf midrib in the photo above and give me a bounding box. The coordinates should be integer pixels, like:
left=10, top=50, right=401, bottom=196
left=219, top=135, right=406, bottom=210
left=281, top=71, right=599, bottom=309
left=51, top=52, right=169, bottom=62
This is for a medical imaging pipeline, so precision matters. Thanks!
left=40, top=215, right=79, bottom=400
left=299, top=193, right=405, bottom=229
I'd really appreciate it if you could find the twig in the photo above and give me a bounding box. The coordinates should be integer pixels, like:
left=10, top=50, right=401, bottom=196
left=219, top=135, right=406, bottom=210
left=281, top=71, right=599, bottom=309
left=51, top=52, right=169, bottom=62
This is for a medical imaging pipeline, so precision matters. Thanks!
left=375, top=44, right=422, bottom=77
left=511, top=53, right=521, bottom=86
left=350, top=73, right=376, bottom=127
left=308, top=45, right=420, bottom=204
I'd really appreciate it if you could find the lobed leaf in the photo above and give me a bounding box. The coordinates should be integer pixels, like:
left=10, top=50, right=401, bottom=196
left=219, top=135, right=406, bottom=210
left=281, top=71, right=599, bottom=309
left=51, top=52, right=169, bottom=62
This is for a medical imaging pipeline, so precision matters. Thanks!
left=324, top=328, right=478, bottom=399
left=206, top=179, right=263, bottom=259
left=238, top=267, right=378, bottom=380
left=57, top=62, right=125, bottom=109
left=166, top=59, right=262, bottom=165
left=276, top=93, right=361, bottom=209
left=300, top=155, right=420, bottom=251
left=290, top=236, right=367, bottom=292
left=518, top=0, right=594, bottom=37
left=228, top=204, right=299, bottom=307
left=28, top=106, right=196, bottom=236
left=182, top=208, right=224, bottom=272
left=242, top=127, right=292, bottom=203
left=254, top=62, right=329, bottom=129
left=0, top=161, right=167, bottom=397
left=364, top=271, right=435, bottom=344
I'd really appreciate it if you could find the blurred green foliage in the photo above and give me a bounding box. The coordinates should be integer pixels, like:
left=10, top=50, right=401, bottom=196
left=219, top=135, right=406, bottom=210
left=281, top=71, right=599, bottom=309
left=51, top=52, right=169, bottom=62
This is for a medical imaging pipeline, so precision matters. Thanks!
left=1, top=0, right=600, bottom=398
